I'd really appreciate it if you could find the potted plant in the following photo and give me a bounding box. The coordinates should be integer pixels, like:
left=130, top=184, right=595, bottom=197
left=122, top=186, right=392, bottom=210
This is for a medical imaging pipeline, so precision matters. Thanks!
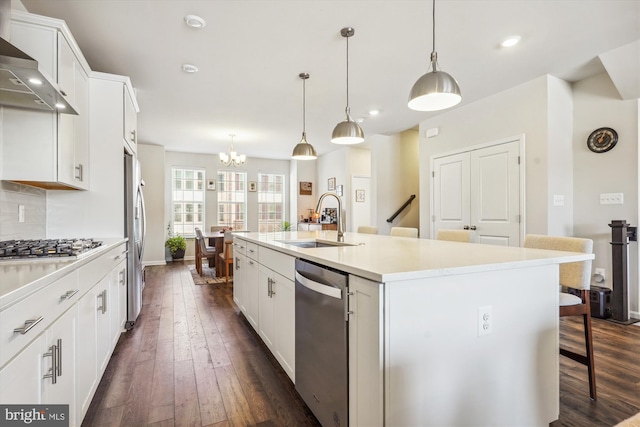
left=165, top=222, right=187, bottom=259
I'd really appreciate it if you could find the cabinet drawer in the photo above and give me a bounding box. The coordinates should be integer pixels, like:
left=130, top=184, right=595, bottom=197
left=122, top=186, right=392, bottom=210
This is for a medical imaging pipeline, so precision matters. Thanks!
left=233, top=237, right=247, bottom=256
left=0, top=270, right=79, bottom=368
left=258, top=246, right=295, bottom=281
left=246, top=242, right=259, bottom=260
left=78, top=244, right=127, bottom=290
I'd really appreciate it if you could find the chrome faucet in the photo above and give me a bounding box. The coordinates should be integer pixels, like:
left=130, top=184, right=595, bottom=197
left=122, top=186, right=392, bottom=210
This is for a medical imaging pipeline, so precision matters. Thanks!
left=316, top=192, right=344, bottom=242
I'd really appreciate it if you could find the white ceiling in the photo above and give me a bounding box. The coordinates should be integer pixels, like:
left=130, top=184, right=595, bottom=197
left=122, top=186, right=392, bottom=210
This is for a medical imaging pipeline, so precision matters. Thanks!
left=17, top=0, right=640, bottom=160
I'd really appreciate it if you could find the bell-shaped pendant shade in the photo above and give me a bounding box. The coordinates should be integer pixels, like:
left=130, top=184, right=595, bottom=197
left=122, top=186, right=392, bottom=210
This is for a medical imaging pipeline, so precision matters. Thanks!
left=292, top=132, right=318, bottom=160
left=408, top=69, right=461, bottom=111
left=331, top=117, right=364, bottom=145
left=291, top=73, right=317, bottom=160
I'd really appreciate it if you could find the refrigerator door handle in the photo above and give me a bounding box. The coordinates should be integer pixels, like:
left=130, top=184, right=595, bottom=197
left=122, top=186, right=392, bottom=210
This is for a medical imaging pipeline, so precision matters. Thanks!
left=137, top=186, right=147, bottom=261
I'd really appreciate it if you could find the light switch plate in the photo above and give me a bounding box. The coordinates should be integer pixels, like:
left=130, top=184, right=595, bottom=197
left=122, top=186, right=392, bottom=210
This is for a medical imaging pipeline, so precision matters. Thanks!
left=600, top=193, right=624, bottom=205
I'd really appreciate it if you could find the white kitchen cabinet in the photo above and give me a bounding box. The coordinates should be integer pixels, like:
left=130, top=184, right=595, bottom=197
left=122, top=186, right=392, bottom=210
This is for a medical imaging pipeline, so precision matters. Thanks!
left=243, top=242, right=260, bottom=331
left=2, top=12, right=90, bottom=190
left=76, top=242, right=127, bottom=422
left=0, top=334, right=44, bottom=405
left=0, top=290, right=78, bottom=426
left=113, top=259, right=127, bottom=334
left=258, top=264, right=295, bottom=381
left=234, top=252, right=247, bottom=312
left=43, top=306, right=78, bottom=427
left=348, top=275, right=383, bottom=427
left=123, top=84, right=138, bottom=154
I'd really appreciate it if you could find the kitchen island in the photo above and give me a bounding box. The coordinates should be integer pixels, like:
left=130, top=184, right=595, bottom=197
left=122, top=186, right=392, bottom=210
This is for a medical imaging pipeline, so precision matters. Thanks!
left=232, top=230, right=593, bottom=427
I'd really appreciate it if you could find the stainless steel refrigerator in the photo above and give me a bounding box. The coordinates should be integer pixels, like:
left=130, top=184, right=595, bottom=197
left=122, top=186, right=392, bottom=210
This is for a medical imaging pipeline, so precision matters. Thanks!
left=124, top=153, right=146, bottom=329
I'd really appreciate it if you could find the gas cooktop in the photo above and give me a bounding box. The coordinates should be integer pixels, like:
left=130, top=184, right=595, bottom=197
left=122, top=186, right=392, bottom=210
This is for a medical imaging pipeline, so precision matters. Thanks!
left=0, top=238, right=103, bottom=260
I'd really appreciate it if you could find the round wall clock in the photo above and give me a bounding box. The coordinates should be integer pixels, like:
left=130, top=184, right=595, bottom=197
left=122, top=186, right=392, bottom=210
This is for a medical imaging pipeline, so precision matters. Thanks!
left=587, top=127, right=618, bottom=153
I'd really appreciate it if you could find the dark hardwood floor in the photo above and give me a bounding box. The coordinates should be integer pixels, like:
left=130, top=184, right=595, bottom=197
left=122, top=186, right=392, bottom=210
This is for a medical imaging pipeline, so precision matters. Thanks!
left=83, top=262, right=640, bottom=427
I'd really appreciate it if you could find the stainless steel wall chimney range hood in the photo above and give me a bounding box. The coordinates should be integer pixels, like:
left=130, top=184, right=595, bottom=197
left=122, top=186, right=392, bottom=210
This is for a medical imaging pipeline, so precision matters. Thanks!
left=0, top=0, right=77, bottom=114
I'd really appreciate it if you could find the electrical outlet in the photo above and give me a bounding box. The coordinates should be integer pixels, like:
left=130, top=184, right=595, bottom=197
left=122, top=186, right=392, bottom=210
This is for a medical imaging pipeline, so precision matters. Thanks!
left=18, top=205, right=25, bottom=223
left=478, top=306, right=492, bottom=337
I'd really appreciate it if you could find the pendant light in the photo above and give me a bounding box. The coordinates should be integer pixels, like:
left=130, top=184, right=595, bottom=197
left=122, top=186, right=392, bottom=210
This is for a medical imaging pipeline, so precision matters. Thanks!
left=331, top=27, right=364, bottom=145
left=408, top=0, right=462, bottom=111
left=219, top=134, right=246, bottom=167
left=291, top=73, right=318, bottom=160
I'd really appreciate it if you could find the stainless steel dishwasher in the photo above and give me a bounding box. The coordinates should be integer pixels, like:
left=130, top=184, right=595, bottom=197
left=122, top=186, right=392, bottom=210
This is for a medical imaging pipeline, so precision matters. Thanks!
left=295, top=258, right=349, bottom=427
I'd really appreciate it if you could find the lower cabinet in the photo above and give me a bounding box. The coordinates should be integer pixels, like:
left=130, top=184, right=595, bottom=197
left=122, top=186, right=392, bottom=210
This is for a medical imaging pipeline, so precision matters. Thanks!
left=233, top=252, right=247, bottom=312
left=258, top=264, right=295, bottom=381
left=348, top=275, right=383, bottom=427
left=244, top=252, right=260, bottom=329
left=0, top=242, right=127, bottom=427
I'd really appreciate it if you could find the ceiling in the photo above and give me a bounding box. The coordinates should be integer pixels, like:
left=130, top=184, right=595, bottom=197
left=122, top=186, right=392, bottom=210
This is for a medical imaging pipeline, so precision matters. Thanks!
left=17, top=0, right=640, bottom=160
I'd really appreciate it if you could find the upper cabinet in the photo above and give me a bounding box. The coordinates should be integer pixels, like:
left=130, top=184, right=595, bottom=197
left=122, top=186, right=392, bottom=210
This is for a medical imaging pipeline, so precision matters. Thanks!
left=1, top=12, right=90, bottom=190
left=123, top=84, right=138, bottom=154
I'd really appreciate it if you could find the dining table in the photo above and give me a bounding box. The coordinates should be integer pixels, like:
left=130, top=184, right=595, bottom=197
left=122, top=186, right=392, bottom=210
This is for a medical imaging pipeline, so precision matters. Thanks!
left=197, top=230, right=225, bottom=277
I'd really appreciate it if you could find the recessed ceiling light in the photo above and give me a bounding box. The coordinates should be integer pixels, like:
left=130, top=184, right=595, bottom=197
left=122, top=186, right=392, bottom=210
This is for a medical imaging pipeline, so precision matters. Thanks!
left=368, top=109, right=381, bottom=116
left=181, top=64, right=199, bottom=73
left=184, top=15, right=206, bottom=28
left=500, top=36, right=521, bottom=48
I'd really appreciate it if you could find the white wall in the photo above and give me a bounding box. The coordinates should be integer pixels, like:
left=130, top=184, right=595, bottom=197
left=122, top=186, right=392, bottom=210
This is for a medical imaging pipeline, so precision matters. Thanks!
left=138, top=143, right=166, bottom=265
left=293, top=158, right=317, bottom=222
left=418, top=76, right=551, bottom=239
left=371, top=130, right=420, bottom=235
left=417, top=72, right=639, bottom=317
left=572, top=72, right=639, bottom=315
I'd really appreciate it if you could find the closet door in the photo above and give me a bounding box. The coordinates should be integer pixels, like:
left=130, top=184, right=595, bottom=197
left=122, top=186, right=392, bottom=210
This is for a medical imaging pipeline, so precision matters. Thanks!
left=433, top=152, right=471, bottom=233
left=469, top=141, right=521, bottom=246
left=432, top=140, right=521, bottom=246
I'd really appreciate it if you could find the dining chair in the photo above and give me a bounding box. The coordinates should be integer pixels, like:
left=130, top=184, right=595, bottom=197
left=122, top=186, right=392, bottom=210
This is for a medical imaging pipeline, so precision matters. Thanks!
left=210, top=225, right=225, bottom=233
left=195, top=228, right=216, bottom=276
left=390, top=227, right=419, bottom=238
left=357, top=226, right=378, bottom=235
left=436, top=229, right=477, bottom=243
left=523, top=234, right=596, bottom=400
left=218, top=231, right=234, bottom=284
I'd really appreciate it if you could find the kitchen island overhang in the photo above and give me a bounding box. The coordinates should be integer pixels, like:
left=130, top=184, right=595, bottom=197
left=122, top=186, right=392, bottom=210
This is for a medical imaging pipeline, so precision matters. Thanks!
left=236, top=230, right=593, bottom=426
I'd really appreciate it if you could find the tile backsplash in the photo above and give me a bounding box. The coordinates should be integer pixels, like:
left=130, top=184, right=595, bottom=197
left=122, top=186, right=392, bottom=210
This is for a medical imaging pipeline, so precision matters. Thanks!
left=0, top=181, right=46, bottom=240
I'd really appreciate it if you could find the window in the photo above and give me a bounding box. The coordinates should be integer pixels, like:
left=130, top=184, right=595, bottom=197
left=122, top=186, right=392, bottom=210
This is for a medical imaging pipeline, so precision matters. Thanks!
left=217, top=170, right=247, bottom=230
left=171, top=167, right=204, bottom=236
left=258, top=173, right=285, bottom=232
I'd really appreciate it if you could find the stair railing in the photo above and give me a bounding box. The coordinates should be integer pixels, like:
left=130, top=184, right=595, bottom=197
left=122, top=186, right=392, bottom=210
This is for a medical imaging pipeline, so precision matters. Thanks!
left=386, top=194, right=416, bottom=223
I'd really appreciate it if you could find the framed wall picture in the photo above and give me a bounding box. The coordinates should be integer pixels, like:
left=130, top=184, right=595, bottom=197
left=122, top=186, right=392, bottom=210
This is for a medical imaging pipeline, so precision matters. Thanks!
left=300, top=181, right=312, bottom=195
left=356, top=189, right=365, bottom=202
left=328, top=177, right=336, bottom=191
left=207, top=179, right=216, bottom=191
left=336, top=184, right=343, bottom=197
left=249, top=181, right=257, bottom=192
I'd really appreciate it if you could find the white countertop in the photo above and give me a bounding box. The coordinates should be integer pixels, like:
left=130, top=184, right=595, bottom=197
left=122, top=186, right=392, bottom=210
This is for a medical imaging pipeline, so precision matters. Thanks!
left=0, top=237, right=127, bottom=309
left=237, top=231, right=594, bottom=282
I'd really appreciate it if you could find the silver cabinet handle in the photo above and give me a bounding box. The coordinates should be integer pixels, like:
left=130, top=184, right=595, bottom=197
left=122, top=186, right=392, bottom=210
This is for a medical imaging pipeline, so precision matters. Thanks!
left=119, top=269, right=126, bottom=286
left=114, top=250, right=128, bottom=261
left=235, top=257, right=240, bottom=270
left=56, top=338, right=62, bottom=376
left=13, top=316, right=44, bottom=334
left=130, top=129, right=136, bottom=144
left=60, top=289, right=79, bottom=300
left=43, top=342, right=58, bottom=384
left=268, top=277, right=276, bottom=297
left=97, top=290, right=107, bottom=314
left=74, top=164, right=83, bottom=181
left=470, top=225, right=477, bottom=230
left=248, top=248, right=255, bottom=254
left=248, top=260, right=255, bottom=265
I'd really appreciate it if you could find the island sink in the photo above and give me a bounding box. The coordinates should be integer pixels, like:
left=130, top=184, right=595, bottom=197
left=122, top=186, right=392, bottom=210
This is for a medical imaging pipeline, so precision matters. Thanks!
left=276, top=239, right=359, bottom=248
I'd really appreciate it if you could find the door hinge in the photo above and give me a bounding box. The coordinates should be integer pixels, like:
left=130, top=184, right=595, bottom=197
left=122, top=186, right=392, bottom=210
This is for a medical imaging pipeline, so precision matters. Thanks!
left=517, top=156, right=520, bottom=165
left=432, top=171, right=435, bottom=178
left=432, top=215, right=436, bottom=222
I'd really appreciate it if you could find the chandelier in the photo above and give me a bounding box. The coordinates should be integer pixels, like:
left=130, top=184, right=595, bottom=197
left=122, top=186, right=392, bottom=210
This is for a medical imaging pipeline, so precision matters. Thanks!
left=219, top=134, right=246, bottom=167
